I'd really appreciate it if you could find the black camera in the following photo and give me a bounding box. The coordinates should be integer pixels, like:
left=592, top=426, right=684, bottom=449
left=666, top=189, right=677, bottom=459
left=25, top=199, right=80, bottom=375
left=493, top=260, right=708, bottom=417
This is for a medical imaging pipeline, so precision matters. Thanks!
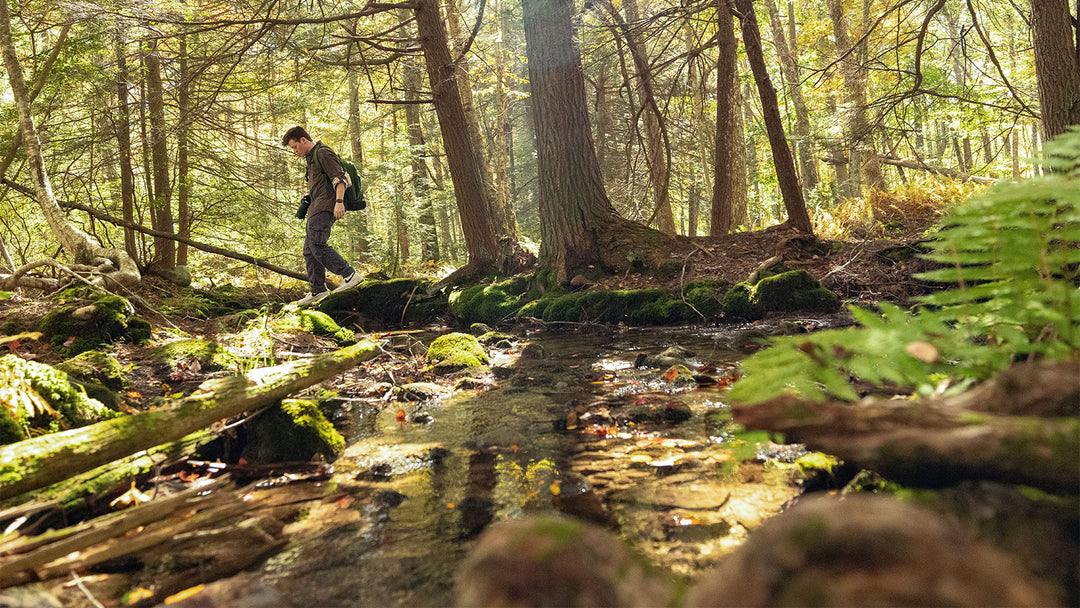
left=295, top=194, right=311, bottom=220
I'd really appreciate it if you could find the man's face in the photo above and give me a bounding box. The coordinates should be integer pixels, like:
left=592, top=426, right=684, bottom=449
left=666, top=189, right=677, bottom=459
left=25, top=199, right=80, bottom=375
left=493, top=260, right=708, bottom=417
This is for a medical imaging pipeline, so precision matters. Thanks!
left=287, top=138, right=310, bottom=157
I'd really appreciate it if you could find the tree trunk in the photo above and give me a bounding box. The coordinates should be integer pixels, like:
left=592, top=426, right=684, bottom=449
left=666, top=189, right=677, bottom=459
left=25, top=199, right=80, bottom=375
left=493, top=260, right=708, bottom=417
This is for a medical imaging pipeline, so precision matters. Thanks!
left=0, top=1, right=139, bottom=288
left=414, top=0, right=501, bottom=277
left=614, top=0, right=676, bottom=235
left=1029, top=0, right=1080, bottom=142
left=764, top=0, right=818, bottom=192
left=0, top=340, right=380, bottom=502
left=733, top=0, right=813, bottom=234
left=144, top=40, right=175, bottom=270
left=347, top=68, right=371, bottom=258
left=711, top=4, right=743, bottom=235
left=176, top=36, right=191, bottom=267
left=523, top=0, right=678, bottom=282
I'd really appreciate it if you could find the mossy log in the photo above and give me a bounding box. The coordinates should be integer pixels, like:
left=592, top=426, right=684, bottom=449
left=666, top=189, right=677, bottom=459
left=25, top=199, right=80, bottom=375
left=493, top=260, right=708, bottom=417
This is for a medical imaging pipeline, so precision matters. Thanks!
left=733, top=394, right=1079, bottom=494
left=0, top=340, right=379, bottom=502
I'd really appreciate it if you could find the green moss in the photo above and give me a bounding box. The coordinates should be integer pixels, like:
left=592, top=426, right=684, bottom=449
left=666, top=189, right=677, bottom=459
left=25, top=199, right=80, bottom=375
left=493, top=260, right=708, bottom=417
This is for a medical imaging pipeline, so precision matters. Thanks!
left=34, top=293, right=151, bottom=355
left=0, top=405, right=26, bottom=444
left=299, top=310, right=355, bottom=344
left=478, top=331, right=517, bottom=345
left=321, top=277, right=446, bottom=324
left=427, top=332, right=489, bottom=368
left=55, top=350, right=129, bottom=390
left=242, top=398, right=345, bottom=463
left=684, top=280, right=728, bottom=317
left=721, top=282, right=763, bottom=319
left=751, top=270, right=840, bottom=313
left=0, top=354, right=120, bottom=427
left=796, top=452, right=840, bottom=474
left=148, top=338, right=233, bottom=370
left=450, top=283, right=523, bottom=325
left=0, top=291, right=12, bottom=301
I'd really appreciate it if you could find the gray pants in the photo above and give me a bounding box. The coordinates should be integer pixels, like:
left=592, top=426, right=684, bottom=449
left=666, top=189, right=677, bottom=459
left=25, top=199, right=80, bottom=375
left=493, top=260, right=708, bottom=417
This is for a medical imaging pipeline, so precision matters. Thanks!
left=304, top=211, right=352, bottom=294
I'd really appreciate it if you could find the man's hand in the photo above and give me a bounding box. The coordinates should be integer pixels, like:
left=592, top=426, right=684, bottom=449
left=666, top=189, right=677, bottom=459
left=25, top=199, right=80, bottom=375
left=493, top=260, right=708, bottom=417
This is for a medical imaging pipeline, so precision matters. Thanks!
left=334, top=201, right=345, bottom=219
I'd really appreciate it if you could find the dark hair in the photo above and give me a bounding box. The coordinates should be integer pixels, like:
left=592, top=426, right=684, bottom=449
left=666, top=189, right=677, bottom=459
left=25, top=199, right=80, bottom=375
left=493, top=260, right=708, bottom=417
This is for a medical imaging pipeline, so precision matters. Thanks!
left=282, top=126, right=312, bottom=146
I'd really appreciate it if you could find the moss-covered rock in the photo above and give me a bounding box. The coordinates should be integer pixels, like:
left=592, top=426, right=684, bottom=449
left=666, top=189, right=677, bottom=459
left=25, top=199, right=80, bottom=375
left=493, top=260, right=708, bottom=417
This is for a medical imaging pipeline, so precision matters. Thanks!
left=321, top=277, right=446, bottom=325
left=450, top=281, right=527, bottom=326
left=148, top=338, right=233, bottom=370
left=0, top=354, right=120, bottom=428
left=683, top=280, right=729, bottom=317
left=427, top=332, right=489, bottom=368
left=538, top=289, right=694, bottom=325
left=242, top=398, right=345, bottom=463
left=299, top=310, right=355, bottom=344
left=752, top=270, right=840, bottom=313
left=721, top=271, right=840, bottom=319
left=34, top=294, right=151, bottom=356
left=55, top=350, right=129, bottom=390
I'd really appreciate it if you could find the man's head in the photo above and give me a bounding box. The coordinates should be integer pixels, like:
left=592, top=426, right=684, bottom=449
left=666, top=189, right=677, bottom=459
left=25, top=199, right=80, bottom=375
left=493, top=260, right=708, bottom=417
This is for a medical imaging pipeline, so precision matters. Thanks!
left=282, top=126, right=314, bottom=157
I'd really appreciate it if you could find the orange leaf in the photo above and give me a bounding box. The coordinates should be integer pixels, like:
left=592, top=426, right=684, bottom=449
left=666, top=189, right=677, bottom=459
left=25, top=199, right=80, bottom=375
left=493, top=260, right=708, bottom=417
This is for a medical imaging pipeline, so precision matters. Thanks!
left=127, top=391, right=142, bottom=399
left=124, top=587, right=155, bottom=604
left=395, top=409, right=407, bottom=423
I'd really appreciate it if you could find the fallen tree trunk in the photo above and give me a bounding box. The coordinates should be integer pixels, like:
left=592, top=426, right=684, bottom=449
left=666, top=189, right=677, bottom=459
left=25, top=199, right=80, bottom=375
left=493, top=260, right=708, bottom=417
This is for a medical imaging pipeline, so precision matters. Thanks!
left=0, top=340, right=379, bottom=501
left=733, top=394, right=1079, bottom=494
left=823, top=153, right=997, bottom=185
left=1, top=178, right=307, bottom=282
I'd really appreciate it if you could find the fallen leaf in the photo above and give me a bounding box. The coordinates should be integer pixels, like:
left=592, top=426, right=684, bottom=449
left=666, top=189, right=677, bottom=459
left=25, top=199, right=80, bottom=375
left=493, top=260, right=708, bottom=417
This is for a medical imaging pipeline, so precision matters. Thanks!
left=905, top=341, right=938, bottom=363
left=124, top=587, right=155, bottom=604
left=549, top=481, right=561, bottom=496
left=164, top=585, right=204, bottom=604
left=110, top=482, right=151, bottom=510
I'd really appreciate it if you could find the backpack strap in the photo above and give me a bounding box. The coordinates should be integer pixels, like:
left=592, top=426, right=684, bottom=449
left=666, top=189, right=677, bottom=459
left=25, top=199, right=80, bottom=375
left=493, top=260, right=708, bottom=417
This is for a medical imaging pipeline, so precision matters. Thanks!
left=308, top=142, right=350, bottom=189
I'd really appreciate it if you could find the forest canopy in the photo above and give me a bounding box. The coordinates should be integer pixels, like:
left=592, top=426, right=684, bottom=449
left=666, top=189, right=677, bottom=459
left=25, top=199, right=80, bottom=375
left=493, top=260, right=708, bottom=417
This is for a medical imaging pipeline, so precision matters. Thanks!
left=0, top=0, right=1076, bottom=285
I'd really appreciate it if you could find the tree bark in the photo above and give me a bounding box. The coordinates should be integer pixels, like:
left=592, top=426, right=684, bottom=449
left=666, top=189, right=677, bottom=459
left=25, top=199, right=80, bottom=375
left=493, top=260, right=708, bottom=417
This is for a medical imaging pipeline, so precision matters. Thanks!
left=732, top=362, right=1079, bottom=494
left=144, top=40, right=175, bottom=270
left=711, top=4, right=744, bottom=235
left=176, top=36, right=191, bottom=267
left=414, top=0, right=501, bottom=278
left=764, top=0, right=818, bottom=192
left=114, top=33, right=140, bottom=265
left=523, top=0, right=678, bottom=282
left=347, top=68, right=371, bottom=258
left=0, top=3, right=140, bottom=289
left=0, top=340, right=379, bottom=502
left=733, top=0, right=813, bottom=234
left=1029, top=0, right=1080, bottom=142
left=402, top=11, right=439, bottom=263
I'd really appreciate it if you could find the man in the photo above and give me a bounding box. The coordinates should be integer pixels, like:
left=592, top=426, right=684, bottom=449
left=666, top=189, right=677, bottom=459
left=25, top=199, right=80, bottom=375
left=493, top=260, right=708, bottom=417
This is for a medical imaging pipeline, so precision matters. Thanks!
left=282, top=126, right=362, bottom=305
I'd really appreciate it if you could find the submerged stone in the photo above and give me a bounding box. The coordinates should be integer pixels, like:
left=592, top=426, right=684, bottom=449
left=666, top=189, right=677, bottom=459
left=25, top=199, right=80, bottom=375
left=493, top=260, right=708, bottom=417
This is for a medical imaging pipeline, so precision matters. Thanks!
left=427, top=333, right=489, bottom=368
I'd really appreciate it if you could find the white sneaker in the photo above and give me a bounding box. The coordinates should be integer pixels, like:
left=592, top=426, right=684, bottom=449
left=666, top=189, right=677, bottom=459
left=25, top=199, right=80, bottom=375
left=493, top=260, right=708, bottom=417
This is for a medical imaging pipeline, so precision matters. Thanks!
left=294, top=290, right=329, bottom=306
left=332, top=272, right=362, bottom=293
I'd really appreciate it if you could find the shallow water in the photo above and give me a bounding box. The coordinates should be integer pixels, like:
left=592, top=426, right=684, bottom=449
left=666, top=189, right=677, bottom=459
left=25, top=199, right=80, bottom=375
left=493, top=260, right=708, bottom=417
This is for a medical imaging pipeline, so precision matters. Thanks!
left=241, top=324, right=826, bottom=607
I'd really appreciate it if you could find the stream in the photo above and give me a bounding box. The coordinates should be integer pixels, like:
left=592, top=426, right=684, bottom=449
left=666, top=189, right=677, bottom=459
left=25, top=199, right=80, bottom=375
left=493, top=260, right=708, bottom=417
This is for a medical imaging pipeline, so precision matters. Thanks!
left=210, top=321, right=837, bottom=607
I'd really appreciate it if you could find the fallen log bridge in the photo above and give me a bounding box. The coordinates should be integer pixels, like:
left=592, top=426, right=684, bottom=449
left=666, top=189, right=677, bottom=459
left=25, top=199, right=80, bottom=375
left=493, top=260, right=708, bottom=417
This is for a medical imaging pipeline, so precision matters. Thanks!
left=0, top=339, right=380, bottom=502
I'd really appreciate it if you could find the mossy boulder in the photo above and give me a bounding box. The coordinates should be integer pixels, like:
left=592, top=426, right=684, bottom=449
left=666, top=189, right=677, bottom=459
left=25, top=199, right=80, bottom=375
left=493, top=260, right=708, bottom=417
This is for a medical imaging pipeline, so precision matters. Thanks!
left=538, top=289, right=695, bottom=325
left=683, top=280, right=729, bottom=317
left=0, top=354, right=120, bottom=429
left=0, top=404, right=26, bottom=444
left=299, top=310, right=355, bottom=344
left=450, top=281, right=527, bottom=326
left=427, top=333, right=489, bottom=368
left=242, top=398, right=345, bottom=463
left=148, top=338, right=233, bottom=370
left=55, top=350, right=129, bottom=390
left=721, top=270, right=840, bottom=320
left=34, top=294, right=152, bottom=356
left=160, top=284, right=263, bottom=319
left=321, top=277, right=446, bottom=325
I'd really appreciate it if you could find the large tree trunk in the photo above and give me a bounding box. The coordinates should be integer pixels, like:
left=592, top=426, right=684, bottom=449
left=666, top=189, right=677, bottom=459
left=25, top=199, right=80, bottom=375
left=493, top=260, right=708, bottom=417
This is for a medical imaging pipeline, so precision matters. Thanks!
left=414, top=0, right=501, bottom=278
left=523, top=0, right=678, bottom=283
left=1029, top=0, right=1080, bottom=142
left=0, top=4, right=139, bottom=288
left=0, top=340, right=379, bottom=502
left=347, top=68, right=371, bottom=257
left=710, top=4, right=745, bottom=235
left=176, top=36, right=191, bottom=267
left=732, top=0, right=813, bottom=234
left=115, top=33, right=140, bottom=265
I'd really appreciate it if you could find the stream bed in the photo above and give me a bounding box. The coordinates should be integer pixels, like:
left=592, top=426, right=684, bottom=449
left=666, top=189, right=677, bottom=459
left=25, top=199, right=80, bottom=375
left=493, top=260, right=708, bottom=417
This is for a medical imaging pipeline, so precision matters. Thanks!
left=202, top=322, right=836, bottom=607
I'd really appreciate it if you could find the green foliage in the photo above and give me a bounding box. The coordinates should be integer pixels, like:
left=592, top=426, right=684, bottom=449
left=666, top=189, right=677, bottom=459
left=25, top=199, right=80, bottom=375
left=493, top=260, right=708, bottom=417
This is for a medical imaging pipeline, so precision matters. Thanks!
left=730, top=128, right=1080, bottom=404
left=0, top=354, right=120, bottom=428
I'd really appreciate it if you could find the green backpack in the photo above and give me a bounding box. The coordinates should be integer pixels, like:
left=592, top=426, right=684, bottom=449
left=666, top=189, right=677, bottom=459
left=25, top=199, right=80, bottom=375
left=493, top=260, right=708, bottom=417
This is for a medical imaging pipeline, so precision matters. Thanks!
left=311, top=143, right=365, bottom=211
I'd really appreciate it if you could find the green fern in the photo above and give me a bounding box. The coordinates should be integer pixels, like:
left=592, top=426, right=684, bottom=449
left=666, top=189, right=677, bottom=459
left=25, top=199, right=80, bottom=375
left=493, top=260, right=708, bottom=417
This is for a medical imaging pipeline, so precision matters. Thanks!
left=729, top=126, right=1080, bottom=405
